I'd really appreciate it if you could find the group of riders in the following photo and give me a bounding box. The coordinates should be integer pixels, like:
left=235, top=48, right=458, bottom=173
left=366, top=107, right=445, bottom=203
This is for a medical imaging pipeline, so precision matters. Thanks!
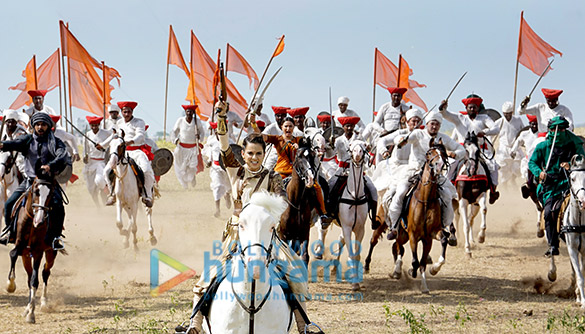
left=0, top=85, right=577, bottom=334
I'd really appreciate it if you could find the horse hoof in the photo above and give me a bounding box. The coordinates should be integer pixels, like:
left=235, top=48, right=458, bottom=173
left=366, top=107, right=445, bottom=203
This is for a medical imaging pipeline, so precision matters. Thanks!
left=120, top=229, right=129, bottom=237
left=123, top=239, right=129, bottom=249
left=421, top=289, right=430, bottom=295
left=6, top=280, right=15, bottom=293
left=478, top=234, right=485, bottom=244
left=430, top=267, right=439, bottom=276
left=537, top=229, right=545, bottom=238
left=391, top=271, right=402, bottom=280
left=548, top=271, right=557, bottom=282
left=408, top=268, right=417, bottom=278
left=150, top=236, right=157, bottom=246
left=448, top=235, right=458, bottom=247
left=466, top=252, right=472, bottom=259
left=351, top=283, right=361, bottom=291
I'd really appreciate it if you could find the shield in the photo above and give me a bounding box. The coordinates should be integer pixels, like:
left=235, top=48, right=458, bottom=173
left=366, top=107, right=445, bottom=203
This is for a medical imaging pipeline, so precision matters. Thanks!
left=219, top=143, right=244, bottom=169
left=323, top=126, right=344, bottom=140
left=55, top=164, right=73, bottom=184
left=152, top=148, right=173, bottom=176
left=480, top=108, right=501, bottom=121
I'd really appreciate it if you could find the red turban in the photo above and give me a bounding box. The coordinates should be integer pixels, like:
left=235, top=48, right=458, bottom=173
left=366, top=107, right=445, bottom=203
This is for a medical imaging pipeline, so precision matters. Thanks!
left=287, top=107, right=309, bottom=117
left=117, top=101, right=138, bottom=110
left=271, top=106, right=289, bottom=114
left=27, top=90, right=48, bottom=98
left=317, top=114, right=333, bottom=122
left=526, top=115, right=537, bottom=123
left=86, top=116, right=103, bottom=125
left=209, top=122, right=218, bottom=129
left=182, top=104, right=198, bottom=111
left=462, top=97, right=483, bottom=107
left=460, top=111, right=468, bottom=115
left=256, top=120, right=266, bottom=128
left=387, top=87, right=407, bottom=95
left=541, top=88, right=563, bottom=99
left=50, top=115, right=61, bottom=123
left=145, top=125, right=150, bottom=131
left=338, top=116, right=360, bottom=126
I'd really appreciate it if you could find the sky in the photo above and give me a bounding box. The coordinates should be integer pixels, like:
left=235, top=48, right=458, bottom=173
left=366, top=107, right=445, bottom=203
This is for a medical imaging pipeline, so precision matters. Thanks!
left=1, top=0, right=584, bottom=135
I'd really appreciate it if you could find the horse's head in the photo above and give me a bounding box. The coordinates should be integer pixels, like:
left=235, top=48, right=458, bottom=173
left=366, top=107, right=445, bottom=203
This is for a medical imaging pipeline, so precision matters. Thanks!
left=463, top=132, right=480, bottom=175
left=293, top=139, right=316, bottom=188
left=238, top=191, right=287, bottom=281
left=107, top=136, right=126, bottom=168
left=426, top=138, right=447, bottom=178
left=306, top=128, right=326, bottom=160
left=349, top=140, right=367, bottom=166
left=569, top=154, right=585, bottom=210
left=0, top=152, right=13, bottom=179
left=32, top=177, right=55, bottom=228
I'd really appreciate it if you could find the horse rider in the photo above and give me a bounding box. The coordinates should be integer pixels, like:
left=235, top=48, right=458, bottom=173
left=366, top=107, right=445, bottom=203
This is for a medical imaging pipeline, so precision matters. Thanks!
left=375, top=108, right=423, bottom=229
left=328, top=116, right=378, bottom=224
left=0, top=113, right=70, bottom=249
left=243, top=96, right=272, bottom=133
left=528, top=116, right=584, bottom=257
left=263, top=106, right=303, bottom=170
left=171, top=105, right=206, bottom=189
left=104, top=104, right=124, bottom=133
left=440, top=94, right=501, bottom=204
left=374, top=87, right=409, bottom=135
left=83, top=116, right=110, bottom=206
left=316, top=112, right=338, bottom=180
left=520, top=88, right=573, bottom=133
left=1, top=109, right=29, bottom=177
left=201, top=121, right=232, bottom=218
left=50, top=115, right=80, bottom=188
left=494, top=101, right=525, bottom=182
left=333, top=96, right=365, bottom=133
left=103, top=101, right=155, bottom=208
left=187, top=101, right=323, bottom=334
left=511, top=115, right=546, bottom=199
left=252, top=113, right=332, bottom=225
left=386, top=112, right=465, bottom=241
left=287, top=107, right=309, bottom=134
left=24, top=89, right=56, bottom=117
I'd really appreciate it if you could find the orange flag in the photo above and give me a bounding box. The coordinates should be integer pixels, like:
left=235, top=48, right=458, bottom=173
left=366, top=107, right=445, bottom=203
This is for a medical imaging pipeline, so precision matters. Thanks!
left=272, top=35, right=285, bottom=57
left=226, top=43, right=259, bottom=89
left=375, top=49, right=427, bottom=111
left=9, top=50, right=61, bottom=109
left=186, top=31, right=248, bottom=120
left=398, top=55, right=428, bottom=111
left=517, top=11, right=562, bottom=76
left=168, top=25, right=190, bottom=78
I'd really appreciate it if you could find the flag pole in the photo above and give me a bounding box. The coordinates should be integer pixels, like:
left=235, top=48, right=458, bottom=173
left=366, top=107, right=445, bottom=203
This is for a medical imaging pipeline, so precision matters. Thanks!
left=397, top=54, right=402, bottom=88
left=66, top=24, right=74, bottom=135
left=57, top=48, right=63, bottom=122
left=225, top=43, right=230, bottom=80
left=32, top=55, right=38, bottom=89
left=102, top=61, right=107, bottom=129
left=512, top=11, right=523, bottom=113
left=163, top=25, right=172, bottom=142
left=372, top=48, right=378, bottom=122
left=59, top=22, right=69, bottom=132
left=190, top=31, right=196, bottom=106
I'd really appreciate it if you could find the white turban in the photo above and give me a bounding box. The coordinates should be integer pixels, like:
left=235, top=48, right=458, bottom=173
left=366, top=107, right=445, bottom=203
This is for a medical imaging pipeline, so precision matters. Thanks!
left=3, top=109, right=20, bottom=121
left=108, top=104, right=121, bottom=113
left=406, top=108, right=423, bottom=121
left=502, top=101, right=514, bottom=114
left=337, top=96, right=350, bottom=105
left=426, top=111, right=443, bottom=124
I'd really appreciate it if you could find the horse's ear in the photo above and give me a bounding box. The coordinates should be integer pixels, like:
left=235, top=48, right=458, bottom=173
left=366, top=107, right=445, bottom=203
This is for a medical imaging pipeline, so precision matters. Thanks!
left=571, top=154, right=584, bottom=168
left=437, top=137, right=443, bottom=145
left=120, top=129, right=125, bottom=138
left=429, top=138, right=435, bottom=147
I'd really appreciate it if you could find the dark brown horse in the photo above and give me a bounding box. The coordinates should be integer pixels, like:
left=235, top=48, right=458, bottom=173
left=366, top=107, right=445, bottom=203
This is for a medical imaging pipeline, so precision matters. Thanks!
left=278, top=142, right=320, bottom=266
left=6, top=176, right=61, bottom=323
left=390, top=139, right=450, bottom=293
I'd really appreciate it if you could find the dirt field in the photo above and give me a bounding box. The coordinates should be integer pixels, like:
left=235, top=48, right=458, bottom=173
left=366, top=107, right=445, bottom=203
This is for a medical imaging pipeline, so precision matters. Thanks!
left=0, top=160, right=583, bottom=334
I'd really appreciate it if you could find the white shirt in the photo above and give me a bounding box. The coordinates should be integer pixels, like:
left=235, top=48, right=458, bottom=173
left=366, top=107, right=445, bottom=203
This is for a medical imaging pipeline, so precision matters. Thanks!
left=262, top=123, right=304, bottom=137
left=171, top=116, right=205, bottom=145
left=335, top=133, right=361, bottom=163
left=511, top=130, right=542, bottom=159
left=396, top=129, right=465, bottom=170
left=378, top=128, right=411, bottom=164
left=24, top=104, right=56, bottom=117
left=120, top=117, right=146, bottom=146
left=84, top=128, right=112, bottom=159
left=375, top=102, right=409, bottom=132
left=519, top=103, right=573, bottom=133
left=441, top=110, right=500, bottom=138
left=54, top=128, right=79, bottom=155
left=332, top=108, right=365, bottom=132
left=105, top=117, right=124, bottom=132
left=494, top=116, right=525, bottom=148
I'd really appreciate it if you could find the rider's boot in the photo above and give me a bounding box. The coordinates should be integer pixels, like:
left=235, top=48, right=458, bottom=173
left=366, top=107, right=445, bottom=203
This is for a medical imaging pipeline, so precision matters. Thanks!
left=521, top=182, right=531, bottom=199
left=187, top=294, right=203, bottom=334
left=489, top=185, right=500, bottom=204
left=314, top=183, right=332, bottom=228
left=294, top=309, right=324, bottom=334
left=142, top=175, right=155, bottom=208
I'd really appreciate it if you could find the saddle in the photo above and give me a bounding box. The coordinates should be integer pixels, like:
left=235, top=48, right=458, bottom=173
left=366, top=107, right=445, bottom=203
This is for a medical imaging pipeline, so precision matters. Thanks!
left=399, top=174, right=421, bottom=231
left=128, top=157, right=146, bottom=197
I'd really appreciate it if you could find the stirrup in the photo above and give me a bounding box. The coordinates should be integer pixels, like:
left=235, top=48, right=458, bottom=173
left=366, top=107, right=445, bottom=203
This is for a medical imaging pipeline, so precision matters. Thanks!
left=52, top=237, right=65, bottom=251
left=304, top=322, right=325, bottom=334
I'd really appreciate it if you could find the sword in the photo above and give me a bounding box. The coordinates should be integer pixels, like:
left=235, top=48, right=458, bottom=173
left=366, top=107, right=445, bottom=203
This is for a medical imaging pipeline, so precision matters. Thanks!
left=61, top=115, right=101, bottom=148
left=445, top=72, right=467, bottom=102
left=527, top=59, right=554, bottom=100
left=328, top=87, right=333, bottom=143
left=253, top=67, right=282, bottom=115
left=544, top=125, right=558, bottom=172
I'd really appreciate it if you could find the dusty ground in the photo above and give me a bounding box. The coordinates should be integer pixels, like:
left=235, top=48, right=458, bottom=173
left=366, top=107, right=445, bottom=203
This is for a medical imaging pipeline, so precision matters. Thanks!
left=0, top=159, right=583, bottom=334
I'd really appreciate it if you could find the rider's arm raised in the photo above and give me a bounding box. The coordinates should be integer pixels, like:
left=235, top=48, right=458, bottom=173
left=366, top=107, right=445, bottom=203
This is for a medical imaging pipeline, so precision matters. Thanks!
left=0, top=134, right=33, bottom=153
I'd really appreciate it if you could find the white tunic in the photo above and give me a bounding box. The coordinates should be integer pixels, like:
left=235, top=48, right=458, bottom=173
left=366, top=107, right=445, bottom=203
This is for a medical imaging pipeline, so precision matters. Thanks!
left=227, top=111, right=244, bottom=142
left=396, top=129, right=465, bottom=172
left=440, top=110, right=500, bottom=138
left=519, top=103, right=573, bottom=133
left=335, top=133, right=361, bottom=167
left=202, top=135, right=231, bottom=201
left=375, top=102, right=409, bottom=132
left=511, top=129, right=544, bottom=179
left=171, top=116, right=206, bottom=145
left=83, top=129, right=111, bottom=160
left=54, top=128, right=79, bottom=156
left=24, top=104, right=56, bottom=117
left=105, top=117, right=124, bottom=132
left=495, top=116, right=525, bottom=148
left=120, top=116, right=155, bottom=187
left=171, top=116, right=204, bottom=189
left=83, top=129, right=111, bottom=194
left=332, top=109, right=365, bottom=132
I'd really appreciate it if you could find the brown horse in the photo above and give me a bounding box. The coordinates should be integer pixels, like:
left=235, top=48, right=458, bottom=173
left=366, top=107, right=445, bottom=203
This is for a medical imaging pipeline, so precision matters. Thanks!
left=279, top=142, right=320, bottom=266
left=6, top=177, right=61, bottom=323
left=390, top=139, right=450, bottom=293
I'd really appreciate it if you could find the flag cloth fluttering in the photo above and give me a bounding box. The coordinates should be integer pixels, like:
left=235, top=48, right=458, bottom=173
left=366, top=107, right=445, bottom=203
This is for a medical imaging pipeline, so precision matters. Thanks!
left=168, top=25, right=190, bottom=78
left=9, top=50, right=60, bottom=109
left=186, top=31, right=248, bottom=120
left=375, top=49, right=427, bottom=111
left=226, top=43, right=259, bottom=90
left=272, top=35, right=285, bottom=57
left=517, top=11, right=562, bottom=76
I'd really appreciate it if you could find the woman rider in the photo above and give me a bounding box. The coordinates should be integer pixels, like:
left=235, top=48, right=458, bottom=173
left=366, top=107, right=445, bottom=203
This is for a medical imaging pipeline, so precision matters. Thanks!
left=187, top=102, right=323, bottom=334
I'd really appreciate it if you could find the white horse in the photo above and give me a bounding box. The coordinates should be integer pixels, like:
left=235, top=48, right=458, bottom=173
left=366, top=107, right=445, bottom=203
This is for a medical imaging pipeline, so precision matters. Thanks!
left=562, top=154, right=585, bottom=308
left=205, top=191, right=292, bottom=334
left=0, top=151, right=19, bottom=224
left=331, top=140, right=369, bottom=291
left=106, top=137, right=157, bottom=250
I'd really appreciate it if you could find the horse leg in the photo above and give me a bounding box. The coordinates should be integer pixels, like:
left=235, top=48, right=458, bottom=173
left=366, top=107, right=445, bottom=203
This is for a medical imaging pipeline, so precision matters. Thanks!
left=408, top=237, right=420, bottom=279
left=131, top=210, right=138, bottom=252
left=40, top=250, right=57, bottom=311
left=116, top=200, right=127, bottom=238
left=23, top=252, right=40, bottom=323
left=332, top=230, right=347, bottom=278
left=537, top=209, right=545, bottom=238
left=459, top=199, right=472, bottom=257
left=349, top=222, right=365, bottom=291
left=430, top=233, right=449, bottom=276
left=145, top=206, right=157, bottom=246
left=420, top=239, right=432, bottom=294
left=477, top=194, right=488, bottom=244
left=364, top=222, right=388, bottom=274
left=548, top=255, right=557, bottom=282
left=6, top=247, right=19, bottom=293
left=314, top=217, right=329, bottom=260
left=391, top=241, right=404, bottom=279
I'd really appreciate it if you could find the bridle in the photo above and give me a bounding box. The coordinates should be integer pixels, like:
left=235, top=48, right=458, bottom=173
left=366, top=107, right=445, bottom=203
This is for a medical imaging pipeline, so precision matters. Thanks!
left=31, top=179, right=54, bottom=215
left=293, top=148, right=316, bottom=187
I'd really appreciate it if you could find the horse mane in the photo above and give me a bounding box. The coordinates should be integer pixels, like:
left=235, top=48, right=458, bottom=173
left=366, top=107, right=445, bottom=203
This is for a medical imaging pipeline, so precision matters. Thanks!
left=464, top=131, right=478, bottom=146
left=248, top=191, right=288, bottom=220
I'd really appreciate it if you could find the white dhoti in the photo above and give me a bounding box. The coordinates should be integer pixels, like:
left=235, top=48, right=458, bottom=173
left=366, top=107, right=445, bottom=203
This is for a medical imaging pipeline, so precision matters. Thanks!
left=174, top=144, right=200, bottom=189
left=209, top=163, right=231, bottom=201
left=127, top=149, right=155, bottom=200
left=83, top=158, right=106, bottom=195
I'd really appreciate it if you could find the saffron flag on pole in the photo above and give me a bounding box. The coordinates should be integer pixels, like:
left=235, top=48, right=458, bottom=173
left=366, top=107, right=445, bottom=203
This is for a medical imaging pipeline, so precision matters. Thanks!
left=9, top=50, right=61, bottom=110
left=226, top=43, right=259, bottom=89
left=272, top=35, right=285, bottom=57
left=186, top=30, right=248, bottom=120
left=375, top=49, right=427, bottom=111
left=398, top=55, right=428, bottom=112
left=168, top=25, right=190, bottom=78
left=517, top=11, right=562, bottom=76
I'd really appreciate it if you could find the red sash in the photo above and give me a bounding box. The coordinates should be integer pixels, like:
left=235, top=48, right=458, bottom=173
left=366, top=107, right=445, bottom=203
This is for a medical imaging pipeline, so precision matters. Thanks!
left=126, top=145, right=154, bottom=161
left=180, top=142, right=202, bottom=149
left=213, top=160, right=220, bottom=166
left=456, top=174, right=488, bottom=182
left=335, top=157, right=350, bottom=168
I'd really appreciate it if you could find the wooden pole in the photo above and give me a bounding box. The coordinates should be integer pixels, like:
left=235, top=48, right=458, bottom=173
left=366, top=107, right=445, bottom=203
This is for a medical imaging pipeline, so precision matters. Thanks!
left=225, top=43, right=230, bottom=80
left=57, top=48, right=63, bottom=122
left=190, top=30, right=196, bottom=106
left=512, top=11, right=523, bottom=113
left=102, top=61, right=107, bottom=129
left=32, top=55, right=38, bottom=89
left=163, top=25, right=172, bottom=142
left=397, top=54, right=402, bottom=88
left=59, top=22, right=69, bottom=132
left=372, top=48, right=378, bottom=122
